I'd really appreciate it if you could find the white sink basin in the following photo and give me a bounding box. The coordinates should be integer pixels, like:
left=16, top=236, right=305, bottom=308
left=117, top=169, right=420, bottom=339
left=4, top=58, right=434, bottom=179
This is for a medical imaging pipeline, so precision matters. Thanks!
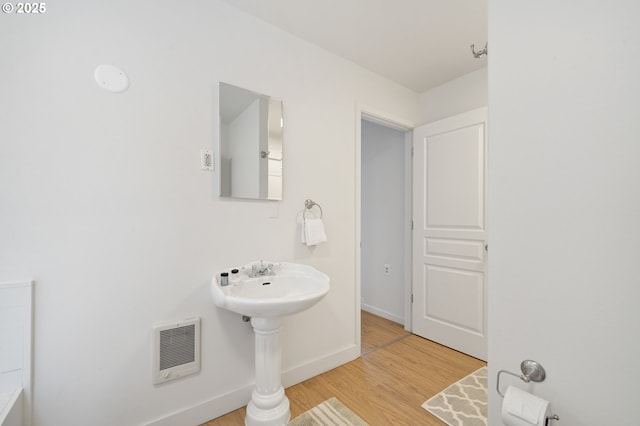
left=211, top=261, right=330, bottom=425
left=211, top=261, right=330, bottom=318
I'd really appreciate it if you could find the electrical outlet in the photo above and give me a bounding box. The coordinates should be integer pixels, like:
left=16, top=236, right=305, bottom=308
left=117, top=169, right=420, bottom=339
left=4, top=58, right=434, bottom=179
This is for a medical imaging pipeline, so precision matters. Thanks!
left=200, top=149, right=214, bottom=171
left=384, top=264, right=390, bottom=276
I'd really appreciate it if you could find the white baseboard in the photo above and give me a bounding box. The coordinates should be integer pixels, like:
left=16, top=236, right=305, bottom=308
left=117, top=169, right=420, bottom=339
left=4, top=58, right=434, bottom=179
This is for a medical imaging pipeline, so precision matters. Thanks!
left=282, top=344, right=359, bottom=387
left=144, top=344, right=359, bottom=426
left=144, top=384, right=253, bottom=426
left=361, top=304, right=403, bottom=325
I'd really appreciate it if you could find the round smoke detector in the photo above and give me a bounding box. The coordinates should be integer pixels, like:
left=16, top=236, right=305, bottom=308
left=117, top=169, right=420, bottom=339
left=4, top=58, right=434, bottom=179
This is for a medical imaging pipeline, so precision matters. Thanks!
left=94, top=64, right=129, bottom=93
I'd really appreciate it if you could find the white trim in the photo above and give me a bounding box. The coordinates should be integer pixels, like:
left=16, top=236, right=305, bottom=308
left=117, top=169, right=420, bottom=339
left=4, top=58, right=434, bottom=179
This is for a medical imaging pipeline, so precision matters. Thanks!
left=355, top=103, right=414, bottom=338
left=361, top=304, right=403, bottom=325
left=0, top=389, right=23, bottom=426
left=143, top=345, right=358, bottom=426
left=354, top=105, right=363, bottom=355
left=282, top=344, right=359, bottom=387
left=0, top=280, right=32, bottom=289
left=143, top=384, right=252, bottom=426
left=360, top=107, right=415, bottom=132
left=0, top=279, right=33, bottom=426
left=403, top=130, right=413, bottom=332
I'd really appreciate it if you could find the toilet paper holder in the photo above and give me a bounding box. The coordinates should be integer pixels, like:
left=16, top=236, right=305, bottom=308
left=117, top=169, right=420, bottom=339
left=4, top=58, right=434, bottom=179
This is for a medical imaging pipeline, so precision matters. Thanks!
left=497, top=359, right=546, bottom=397
left=497, top=360, right=560, bottom=424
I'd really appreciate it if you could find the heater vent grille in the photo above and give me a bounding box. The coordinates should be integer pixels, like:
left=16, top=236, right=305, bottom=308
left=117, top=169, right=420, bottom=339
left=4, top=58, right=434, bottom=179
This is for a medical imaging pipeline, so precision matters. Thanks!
left=153, top=317, right=200, bottom=384
left=159, top=325, right=195, bottom=370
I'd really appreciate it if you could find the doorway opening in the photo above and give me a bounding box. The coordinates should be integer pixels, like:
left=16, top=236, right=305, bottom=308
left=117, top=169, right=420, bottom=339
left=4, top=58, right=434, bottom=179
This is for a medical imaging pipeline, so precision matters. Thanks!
left=357, top=110, right=413, bottom=354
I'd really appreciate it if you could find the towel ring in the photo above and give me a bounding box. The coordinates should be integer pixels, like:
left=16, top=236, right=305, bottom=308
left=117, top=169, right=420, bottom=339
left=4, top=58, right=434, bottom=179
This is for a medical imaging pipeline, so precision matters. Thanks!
left=304, top=199, right=323, bottom=219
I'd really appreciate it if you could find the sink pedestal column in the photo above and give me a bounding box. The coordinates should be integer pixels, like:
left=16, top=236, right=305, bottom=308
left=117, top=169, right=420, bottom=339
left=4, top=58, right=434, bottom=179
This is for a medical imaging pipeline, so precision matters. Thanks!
left=246, top=317, right=290, bottom=426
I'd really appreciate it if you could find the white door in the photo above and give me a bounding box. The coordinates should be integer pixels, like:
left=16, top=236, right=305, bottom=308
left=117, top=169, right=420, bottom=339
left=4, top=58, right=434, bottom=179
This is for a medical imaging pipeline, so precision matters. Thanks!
left=412, top=107, right=487, bottom=360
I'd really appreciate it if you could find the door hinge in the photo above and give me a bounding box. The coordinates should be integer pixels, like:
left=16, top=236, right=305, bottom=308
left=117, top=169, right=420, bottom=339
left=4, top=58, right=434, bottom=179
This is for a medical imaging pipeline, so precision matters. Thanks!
left=411, top=221, right=413, bottom=230
left=411, top=294, right=414, bottom=303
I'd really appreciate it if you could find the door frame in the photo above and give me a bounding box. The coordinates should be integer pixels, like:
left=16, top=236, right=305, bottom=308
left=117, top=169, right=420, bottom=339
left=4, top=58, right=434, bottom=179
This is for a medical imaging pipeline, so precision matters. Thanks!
left=355, top=104, right=415, bottom=353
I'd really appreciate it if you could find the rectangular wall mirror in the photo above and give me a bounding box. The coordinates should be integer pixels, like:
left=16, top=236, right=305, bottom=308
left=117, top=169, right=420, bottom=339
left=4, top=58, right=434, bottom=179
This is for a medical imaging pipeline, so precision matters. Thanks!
left=219, top=82, right=283, bottom=200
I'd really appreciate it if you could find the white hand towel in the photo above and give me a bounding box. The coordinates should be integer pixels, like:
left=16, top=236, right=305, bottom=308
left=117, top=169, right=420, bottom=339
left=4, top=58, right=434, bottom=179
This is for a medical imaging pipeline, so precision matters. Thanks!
left=302, top=218, right=327, bottom=246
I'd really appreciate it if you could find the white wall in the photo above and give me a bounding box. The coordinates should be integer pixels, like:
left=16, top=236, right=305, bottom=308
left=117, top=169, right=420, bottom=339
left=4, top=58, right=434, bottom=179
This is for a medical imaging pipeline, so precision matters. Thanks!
left=419, top=67, right=487, bottom=124
left=0, top=1, right=419, bottom=425
left=361, top=120, right=406, bottom=323
left=488, top=1, right=640, bottom=424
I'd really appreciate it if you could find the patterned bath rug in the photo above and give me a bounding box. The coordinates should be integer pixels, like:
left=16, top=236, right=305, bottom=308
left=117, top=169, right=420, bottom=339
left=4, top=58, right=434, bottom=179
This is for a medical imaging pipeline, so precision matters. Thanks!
left=289, top=397, right=369, bottom=426
left=422, top=366, right=488, bottom=426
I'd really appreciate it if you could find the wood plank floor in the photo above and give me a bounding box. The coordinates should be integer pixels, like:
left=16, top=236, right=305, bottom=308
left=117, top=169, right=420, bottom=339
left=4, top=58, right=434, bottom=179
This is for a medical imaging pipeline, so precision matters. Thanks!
left=203, top=312, right=485, bottom=425
left=360, top=310, right=410, bottom=354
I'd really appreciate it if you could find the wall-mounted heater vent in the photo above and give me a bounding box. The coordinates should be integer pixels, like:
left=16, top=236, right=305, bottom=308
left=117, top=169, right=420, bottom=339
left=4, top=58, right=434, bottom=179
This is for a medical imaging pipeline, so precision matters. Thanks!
left=153, top=317, right=200, bottom=385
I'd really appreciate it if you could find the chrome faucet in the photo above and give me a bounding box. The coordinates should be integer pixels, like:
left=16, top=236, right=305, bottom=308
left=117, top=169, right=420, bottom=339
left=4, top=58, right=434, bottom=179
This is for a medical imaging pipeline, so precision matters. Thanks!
left=249, top=261, right=275, bottom=277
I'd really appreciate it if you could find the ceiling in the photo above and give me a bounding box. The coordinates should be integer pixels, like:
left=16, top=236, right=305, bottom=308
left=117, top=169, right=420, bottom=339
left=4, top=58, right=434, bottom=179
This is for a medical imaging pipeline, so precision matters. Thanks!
left=217, top=0, right=487, bottom=93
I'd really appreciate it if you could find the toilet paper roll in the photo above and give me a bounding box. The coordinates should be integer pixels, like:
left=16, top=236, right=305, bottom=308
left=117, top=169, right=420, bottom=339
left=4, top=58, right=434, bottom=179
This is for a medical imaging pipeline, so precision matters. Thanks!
left=501, top=386, right=551, bottom=426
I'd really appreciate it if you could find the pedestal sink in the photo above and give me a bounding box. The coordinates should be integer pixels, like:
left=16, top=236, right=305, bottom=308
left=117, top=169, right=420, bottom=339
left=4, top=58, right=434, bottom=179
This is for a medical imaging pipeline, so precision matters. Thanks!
left=211, top=261, right=330, bottom=426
